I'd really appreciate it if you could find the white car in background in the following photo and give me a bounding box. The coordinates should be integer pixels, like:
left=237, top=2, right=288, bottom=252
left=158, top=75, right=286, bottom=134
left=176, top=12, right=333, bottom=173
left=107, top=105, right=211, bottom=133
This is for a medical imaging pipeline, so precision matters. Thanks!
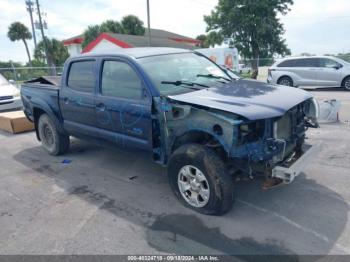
left=0, top=74, right=22, bottom=111
left=267, top=56, right=350, bottom=90
left=238, top=63, right=251, bottom=74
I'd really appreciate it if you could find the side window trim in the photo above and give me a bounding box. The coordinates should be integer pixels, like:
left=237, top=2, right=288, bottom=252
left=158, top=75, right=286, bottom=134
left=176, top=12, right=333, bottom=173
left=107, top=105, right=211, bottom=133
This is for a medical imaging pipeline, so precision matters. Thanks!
left=66, top=59, right=96, bottom=93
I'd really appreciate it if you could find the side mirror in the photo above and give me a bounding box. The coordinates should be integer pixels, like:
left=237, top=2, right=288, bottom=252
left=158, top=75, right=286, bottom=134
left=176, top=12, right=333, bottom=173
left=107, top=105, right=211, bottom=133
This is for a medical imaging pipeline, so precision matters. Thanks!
left=333, top=64, right=342, bottom=70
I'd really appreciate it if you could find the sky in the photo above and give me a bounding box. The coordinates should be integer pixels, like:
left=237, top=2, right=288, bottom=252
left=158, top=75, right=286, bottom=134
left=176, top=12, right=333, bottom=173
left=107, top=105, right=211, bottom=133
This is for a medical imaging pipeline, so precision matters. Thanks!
left=1, top=0, right=350, bottom=63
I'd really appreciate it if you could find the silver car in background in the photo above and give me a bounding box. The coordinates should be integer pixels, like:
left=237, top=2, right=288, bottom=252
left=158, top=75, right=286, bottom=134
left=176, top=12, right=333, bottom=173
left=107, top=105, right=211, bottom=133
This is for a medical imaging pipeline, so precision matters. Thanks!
left=0, top=74, right=22, bottom=111
left=267, top=56, right=350, bottom=90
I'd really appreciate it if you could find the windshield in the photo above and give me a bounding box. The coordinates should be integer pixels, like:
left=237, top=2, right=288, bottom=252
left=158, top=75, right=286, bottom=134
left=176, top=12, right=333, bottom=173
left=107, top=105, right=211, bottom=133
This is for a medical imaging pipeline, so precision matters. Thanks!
left=138, top=52, right=231, bottom=95
left=0, top=74, right=9, bottom=86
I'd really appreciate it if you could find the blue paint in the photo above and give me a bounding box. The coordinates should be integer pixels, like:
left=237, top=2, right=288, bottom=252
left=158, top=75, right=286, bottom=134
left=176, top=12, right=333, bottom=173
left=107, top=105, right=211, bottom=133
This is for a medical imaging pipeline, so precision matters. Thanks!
left=62, top=159, right=72, bottom=164
left=21, top=47, right=313, bottom=169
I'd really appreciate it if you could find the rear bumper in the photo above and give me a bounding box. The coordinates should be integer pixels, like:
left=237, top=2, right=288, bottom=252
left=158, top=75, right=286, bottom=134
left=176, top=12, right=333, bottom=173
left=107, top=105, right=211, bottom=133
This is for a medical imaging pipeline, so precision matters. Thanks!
left=0, top=97, right=22, bottom=111
left=271, top=142, right=321, bottom=183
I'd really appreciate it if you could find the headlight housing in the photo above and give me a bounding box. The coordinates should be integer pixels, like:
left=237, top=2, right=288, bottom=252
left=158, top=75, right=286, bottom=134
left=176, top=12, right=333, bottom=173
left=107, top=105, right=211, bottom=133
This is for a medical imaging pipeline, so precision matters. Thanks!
left=13, top=89, right=20, bottom=97
left=304, top=98, right=319, bottom=127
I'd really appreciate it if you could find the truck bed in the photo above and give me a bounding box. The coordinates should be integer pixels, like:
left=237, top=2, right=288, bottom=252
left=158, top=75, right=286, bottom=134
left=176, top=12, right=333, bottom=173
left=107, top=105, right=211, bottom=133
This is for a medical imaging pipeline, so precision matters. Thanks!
left=21, top=77, right=61, bottom=123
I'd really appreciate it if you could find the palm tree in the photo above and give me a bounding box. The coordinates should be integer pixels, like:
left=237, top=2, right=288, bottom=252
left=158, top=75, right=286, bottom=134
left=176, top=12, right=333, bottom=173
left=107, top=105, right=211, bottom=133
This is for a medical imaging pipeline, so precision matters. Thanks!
left=7, top=22, right=32, bottom=64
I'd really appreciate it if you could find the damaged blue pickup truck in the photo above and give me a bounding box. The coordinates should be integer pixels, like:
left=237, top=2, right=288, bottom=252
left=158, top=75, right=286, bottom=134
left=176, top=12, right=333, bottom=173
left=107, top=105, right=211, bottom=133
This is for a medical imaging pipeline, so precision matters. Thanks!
left=21, top=48, right=319, bottom=215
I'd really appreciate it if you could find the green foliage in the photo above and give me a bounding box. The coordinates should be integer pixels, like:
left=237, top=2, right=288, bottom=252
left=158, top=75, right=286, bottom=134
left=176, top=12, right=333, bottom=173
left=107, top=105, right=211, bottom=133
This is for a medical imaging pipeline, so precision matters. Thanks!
left=196, top=32, right=224, bottom=48
left=196, top=34, right=209, bottom=48
left=121, top=15, right=145, bottom=35
left=82, top=15, right=145, bottom=49
left=7, top=22, right=32, bottom=42
left=204, top=0, right=293, bottom=70
left=82, top=25, right=101, bottom=49
left=100, top=20, right=124, bottom=34
left=34, top=37, right=69, bottom=66
left=7, top=22, right=32, bottom=64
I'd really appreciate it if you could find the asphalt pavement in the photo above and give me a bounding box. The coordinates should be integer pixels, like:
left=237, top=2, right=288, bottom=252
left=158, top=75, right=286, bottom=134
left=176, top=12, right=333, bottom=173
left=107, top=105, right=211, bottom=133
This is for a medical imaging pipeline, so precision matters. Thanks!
left=0, top=89, right=349, bottom=256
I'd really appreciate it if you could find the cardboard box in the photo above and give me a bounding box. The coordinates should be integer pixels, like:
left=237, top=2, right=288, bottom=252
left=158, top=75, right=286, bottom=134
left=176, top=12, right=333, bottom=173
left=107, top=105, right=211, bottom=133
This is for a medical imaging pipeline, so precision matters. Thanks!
left=0, top=111, right=34, bottom=134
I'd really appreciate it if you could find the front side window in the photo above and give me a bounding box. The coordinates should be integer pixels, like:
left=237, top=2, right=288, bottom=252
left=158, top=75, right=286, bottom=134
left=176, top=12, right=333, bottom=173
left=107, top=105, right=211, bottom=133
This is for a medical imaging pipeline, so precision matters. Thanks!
left=319, top=58, right=341, bottom=68
left=138, top=53, right=229, bottom=95
left=101, top=61, right=142, bottom=100
left=67, top=60, right=95, bottom=92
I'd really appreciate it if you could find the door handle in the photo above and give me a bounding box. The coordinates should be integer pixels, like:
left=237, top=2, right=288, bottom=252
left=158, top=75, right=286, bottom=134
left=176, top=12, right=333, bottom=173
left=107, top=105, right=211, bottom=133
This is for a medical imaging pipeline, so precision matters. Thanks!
left=96, top=103, right=106, bottom=111
left=63, top=97, right=69, bottom=104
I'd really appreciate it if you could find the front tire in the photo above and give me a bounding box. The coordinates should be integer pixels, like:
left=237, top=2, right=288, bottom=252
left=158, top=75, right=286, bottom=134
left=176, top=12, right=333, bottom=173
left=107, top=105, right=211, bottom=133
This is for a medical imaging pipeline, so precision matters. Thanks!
left=168, top=144, right=234, bottom=215
left=38, top=114, right=69, bottom=155
left=278, top=76, right=293, bottom=87
left=342, top=76, right=350, bottom=90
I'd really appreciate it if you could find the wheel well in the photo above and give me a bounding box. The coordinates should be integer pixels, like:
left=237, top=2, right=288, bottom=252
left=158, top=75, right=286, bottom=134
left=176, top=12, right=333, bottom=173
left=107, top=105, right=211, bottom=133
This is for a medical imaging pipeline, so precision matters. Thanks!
left=341, top=75, right=350, bottom=87
left=33, top=108, right=46, bottom=141
left=171, top=131, right=227, bottom=160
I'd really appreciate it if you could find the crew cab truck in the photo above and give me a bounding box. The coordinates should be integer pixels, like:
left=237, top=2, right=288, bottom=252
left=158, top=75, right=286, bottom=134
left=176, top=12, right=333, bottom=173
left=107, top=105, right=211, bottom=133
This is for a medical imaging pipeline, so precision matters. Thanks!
left=21, top=48, right=319, bottom=215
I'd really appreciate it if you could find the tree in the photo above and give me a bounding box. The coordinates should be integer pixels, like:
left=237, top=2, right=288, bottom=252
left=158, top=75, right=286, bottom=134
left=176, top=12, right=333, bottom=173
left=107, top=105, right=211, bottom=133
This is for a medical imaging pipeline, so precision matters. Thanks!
left=34, top=37, right=69, bottom=66
left=196, top=34, right=209, bottom=48
left=82, top=25, right=101, bottom=49
left=100, top=20, right=124, bottom=34
left=205, top=31, right=224, bottom=47
left=196, top=32, right=223, bottom=48
left=204, top=0, right=293, bottom=78
left=7, top=22, right=32, bottom=64
left=82, top=16, right=145, bottom=49
left=121, top=15, right=145, bottom=35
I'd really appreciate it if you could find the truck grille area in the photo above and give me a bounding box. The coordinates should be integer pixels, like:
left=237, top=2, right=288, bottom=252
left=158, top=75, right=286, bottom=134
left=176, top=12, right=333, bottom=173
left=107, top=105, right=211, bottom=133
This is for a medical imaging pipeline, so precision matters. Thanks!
left=274, top=102, right=307, bottom=160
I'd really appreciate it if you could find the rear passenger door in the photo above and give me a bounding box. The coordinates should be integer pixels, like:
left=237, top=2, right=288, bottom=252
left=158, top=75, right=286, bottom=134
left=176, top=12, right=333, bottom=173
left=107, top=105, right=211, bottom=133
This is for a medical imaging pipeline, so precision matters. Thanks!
left=293, top=58, right=319, bottom=86
left=95, top=59, right=152, bottom=150
left=60, top=59, right=98, bottom=137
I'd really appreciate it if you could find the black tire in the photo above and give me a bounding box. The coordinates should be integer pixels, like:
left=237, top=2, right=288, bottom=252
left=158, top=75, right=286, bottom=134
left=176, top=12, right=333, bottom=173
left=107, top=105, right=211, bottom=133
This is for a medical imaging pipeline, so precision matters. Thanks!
left=341, top=76, right=350, bottom=90
left=167, top=144, right=234, bottom=215
left=278, top=76, right=293, bottom=87
left=38, top=114, right=69, bottom=156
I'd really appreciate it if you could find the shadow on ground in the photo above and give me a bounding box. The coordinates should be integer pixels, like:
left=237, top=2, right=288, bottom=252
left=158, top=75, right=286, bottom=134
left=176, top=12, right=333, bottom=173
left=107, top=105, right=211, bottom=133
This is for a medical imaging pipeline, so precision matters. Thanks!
left=12, top=139, right=349, bottom=257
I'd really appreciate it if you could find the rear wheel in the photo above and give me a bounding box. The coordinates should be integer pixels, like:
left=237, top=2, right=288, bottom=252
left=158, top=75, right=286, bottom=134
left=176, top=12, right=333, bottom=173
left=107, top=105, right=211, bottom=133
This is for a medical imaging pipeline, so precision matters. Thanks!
left=342, top=76, right=350, bottom=90
left=38, top=114, right=69, bottom=155
left=278, top=76, right=293, bottom=87
left=168, top=144, right=234, bottom=215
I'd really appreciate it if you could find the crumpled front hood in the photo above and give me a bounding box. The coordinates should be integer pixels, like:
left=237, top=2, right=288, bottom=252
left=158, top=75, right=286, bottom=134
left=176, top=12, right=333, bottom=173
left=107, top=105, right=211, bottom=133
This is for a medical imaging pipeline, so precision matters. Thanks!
left=168, top=79, right=313, bottom=120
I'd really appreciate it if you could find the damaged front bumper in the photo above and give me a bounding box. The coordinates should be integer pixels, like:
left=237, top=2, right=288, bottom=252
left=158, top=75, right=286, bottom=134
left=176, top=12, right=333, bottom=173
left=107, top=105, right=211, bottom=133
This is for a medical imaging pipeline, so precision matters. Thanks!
left=271, top=142, right=321, bottom=183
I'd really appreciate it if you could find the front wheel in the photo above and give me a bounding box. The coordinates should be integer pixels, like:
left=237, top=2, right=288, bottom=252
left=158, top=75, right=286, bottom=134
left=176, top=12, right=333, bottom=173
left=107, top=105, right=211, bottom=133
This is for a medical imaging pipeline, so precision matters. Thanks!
left=342, top=76, right=350, bottom=90
left=38, top=114, right=70, bottom=156
left=168, top=144, right=234, bottom=215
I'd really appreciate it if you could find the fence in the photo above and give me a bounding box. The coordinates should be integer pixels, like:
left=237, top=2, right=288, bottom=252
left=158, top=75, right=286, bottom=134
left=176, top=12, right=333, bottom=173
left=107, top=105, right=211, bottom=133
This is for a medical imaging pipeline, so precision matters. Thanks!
left=0, top=66, right=63, bottom=87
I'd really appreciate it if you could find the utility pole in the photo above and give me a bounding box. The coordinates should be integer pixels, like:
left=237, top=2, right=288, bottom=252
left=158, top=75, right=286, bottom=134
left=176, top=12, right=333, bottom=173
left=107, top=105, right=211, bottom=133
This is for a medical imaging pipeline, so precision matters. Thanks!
left=25, top=0, right=37, bottom=48
left=147, top=0, right=151, bottom=46
left=35, top=0, right=54, bottom=75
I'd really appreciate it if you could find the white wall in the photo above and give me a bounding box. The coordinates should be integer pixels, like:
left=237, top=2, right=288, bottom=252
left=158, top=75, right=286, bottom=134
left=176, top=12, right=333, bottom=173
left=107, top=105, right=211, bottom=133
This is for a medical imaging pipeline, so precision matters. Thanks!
left=66, top=44, right=82, bottom=56
left=89, top=39, right=122, bottom=53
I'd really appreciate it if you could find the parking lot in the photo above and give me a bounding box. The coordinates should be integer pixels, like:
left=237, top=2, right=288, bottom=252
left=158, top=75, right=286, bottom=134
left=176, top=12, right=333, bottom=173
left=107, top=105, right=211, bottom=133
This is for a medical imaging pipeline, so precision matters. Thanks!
left=0, top=89, right=350, bottom=256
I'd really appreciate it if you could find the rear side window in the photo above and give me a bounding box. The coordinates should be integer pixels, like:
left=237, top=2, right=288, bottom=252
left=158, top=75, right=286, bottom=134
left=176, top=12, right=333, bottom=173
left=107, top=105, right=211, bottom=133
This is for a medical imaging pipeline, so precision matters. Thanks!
left=101, top=60, right=142, bottom=99
left=277, top=59, right=296, bottom=67
left=294, top=58, right=319, bottom=67
left=67, top=60, right=95, bottom=92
